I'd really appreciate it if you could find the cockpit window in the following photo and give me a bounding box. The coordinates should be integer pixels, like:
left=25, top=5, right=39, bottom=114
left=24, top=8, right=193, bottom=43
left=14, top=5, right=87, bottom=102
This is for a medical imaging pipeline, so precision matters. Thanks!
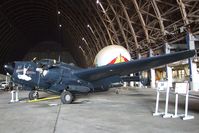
left=11, top=62, right=15, bottom=69
left=36, top=59, right=57, bottom=68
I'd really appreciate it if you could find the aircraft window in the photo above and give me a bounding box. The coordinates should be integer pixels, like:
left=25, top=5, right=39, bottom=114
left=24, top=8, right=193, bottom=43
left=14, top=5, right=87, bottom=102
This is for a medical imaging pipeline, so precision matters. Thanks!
left=37, top=59, right=57, bottom=68
left=11, top=62, right=15, bottom=69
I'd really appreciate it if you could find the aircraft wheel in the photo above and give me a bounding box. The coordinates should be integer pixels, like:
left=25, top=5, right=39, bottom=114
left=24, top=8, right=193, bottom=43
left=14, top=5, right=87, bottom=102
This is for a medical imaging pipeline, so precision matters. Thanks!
left=29, top=91, right=39, bottom=100
left=61, top=91, right=73, bottom=104
left=72, top=94, right=76, bottom=102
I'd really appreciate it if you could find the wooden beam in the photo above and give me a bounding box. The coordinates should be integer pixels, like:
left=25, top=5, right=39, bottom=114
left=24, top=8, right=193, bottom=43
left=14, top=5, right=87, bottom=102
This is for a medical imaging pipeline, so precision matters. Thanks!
left=97, top=1, right=121, bottom=45
left=91, top=1, right=114, bottom=46
left=176, top=0, right=189, bottom=25
left=151, top=0, right=165, bottom=35
left=131, top=0, right=150, bottom=43
left=107, top=0, right=130, bottom=50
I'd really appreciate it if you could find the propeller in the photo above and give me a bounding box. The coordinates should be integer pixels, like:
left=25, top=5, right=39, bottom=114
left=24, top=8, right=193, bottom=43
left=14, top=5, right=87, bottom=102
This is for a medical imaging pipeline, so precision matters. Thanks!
left=32, top=57, right=37, bottom=62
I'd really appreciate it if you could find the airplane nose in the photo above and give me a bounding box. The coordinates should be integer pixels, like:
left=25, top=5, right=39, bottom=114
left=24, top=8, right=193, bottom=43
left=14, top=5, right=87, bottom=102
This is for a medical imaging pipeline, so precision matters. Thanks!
left=4, top=63, right=15, bottom=75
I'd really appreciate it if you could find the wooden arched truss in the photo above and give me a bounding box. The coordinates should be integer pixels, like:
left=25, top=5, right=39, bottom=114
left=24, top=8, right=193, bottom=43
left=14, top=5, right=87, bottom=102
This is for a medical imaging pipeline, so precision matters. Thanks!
left=0, top=0, right=198, bottom=67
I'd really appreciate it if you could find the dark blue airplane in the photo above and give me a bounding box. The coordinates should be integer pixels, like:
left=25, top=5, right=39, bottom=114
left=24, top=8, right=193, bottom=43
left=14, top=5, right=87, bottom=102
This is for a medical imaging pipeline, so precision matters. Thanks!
left=4, top=50, right=195, bottom=104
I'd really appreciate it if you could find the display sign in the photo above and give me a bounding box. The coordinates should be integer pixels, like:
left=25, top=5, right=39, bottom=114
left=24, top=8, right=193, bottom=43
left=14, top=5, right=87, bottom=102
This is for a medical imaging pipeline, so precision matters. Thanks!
left=156, top=81, right=168, bottom=91
left=175, top=82, right=188, bottom=94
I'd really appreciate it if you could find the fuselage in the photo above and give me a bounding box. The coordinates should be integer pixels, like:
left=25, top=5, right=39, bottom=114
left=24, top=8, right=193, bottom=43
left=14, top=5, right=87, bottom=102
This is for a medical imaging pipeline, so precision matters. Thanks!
left=7, top=60, right=123, bottom=94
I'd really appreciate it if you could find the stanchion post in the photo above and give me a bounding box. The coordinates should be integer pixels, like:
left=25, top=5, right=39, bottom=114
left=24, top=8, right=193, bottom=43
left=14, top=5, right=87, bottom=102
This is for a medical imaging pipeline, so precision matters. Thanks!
left=182, top=88, right=194, bottom=120
left=153, top=90, right=162, bottom=116
left=15, top=87, right=19, bottom=102
left=163, top=85, right=173, bottom=118
left=10, top=90, right=15, bottom=103
left=155, top=91, right=160, bottom=114
left=172, top=93, right=183, bottom=118
left=174, top=93, right=178, bottom=117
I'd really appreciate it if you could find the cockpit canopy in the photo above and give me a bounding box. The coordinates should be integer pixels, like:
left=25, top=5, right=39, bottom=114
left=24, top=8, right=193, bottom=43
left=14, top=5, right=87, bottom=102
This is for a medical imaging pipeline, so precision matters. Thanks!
left=36, top=59, right=58, bottom=68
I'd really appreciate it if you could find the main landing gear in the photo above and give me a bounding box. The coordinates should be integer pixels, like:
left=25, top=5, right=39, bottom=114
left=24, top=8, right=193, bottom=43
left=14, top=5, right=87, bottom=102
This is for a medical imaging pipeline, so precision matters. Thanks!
left=61, top=91, right=75, bottom=104
left=28, top=90, right=75, bottom=104
left=29, top=90, right=39, bottom=100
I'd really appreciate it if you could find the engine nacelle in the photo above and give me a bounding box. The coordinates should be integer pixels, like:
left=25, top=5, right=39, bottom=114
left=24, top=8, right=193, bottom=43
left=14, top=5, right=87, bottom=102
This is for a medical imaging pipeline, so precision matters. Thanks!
left=140, top=71, right=150, bottom=86
left=121, top=73, right=150, bottom=86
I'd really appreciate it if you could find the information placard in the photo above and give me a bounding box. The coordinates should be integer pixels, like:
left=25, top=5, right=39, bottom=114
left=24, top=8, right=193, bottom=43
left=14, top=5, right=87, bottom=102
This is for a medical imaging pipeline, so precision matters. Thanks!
left=156, top=81, right=168, bottom=91
left=175, top=82, right=188, bottom=94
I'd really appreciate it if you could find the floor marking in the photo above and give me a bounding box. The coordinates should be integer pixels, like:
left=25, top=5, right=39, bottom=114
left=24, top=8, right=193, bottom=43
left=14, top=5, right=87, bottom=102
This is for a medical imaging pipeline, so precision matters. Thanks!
left=27, top=96, right=60, bottom=103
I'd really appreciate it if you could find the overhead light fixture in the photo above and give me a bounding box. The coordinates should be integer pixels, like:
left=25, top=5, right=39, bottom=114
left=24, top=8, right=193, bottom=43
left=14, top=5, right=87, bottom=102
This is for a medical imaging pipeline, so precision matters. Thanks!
left=96, top=0, right=106, bottom=13
left=59, top=24, right=62, bottom=27
left=58, top=11, right=61, bottom=14
left=87, top=24, right=94, bottom=35
left=79, top=46, right=86, bottom=54
left=82, top=37, right=89, bottom=47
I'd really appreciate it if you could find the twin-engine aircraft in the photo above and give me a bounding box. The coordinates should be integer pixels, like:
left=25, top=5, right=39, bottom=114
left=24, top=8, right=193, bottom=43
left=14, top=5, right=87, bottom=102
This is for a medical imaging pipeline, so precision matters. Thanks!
left=4, top=50, right=195, bottom=104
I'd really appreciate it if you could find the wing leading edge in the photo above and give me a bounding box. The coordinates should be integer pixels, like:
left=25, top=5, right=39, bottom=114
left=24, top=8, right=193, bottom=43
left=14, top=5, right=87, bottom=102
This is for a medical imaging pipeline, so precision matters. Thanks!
left=75, top=50, right=196, bottom=81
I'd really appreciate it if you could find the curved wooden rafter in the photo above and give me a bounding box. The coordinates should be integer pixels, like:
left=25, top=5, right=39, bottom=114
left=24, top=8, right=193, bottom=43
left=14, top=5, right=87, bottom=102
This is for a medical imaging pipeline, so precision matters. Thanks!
left=0, top=0, right=199, bottom=67
left=61, top=0, right=97, bottom=61
left=91, top=1, right=114, bottom=46
left=80, top=0, right=105, bottom=51
left=64, top=1, right=98, bottom=58
left=96, top=1, right=121, bottom=45
left=151, top=0, right=165, bottom=36
left=176, top=0, right=189, bottom=25
left=131, top=0, right=150, bottom=44
left=118, top=0, right=139, bottom=50
left=107, top=0, right=130, bottom=51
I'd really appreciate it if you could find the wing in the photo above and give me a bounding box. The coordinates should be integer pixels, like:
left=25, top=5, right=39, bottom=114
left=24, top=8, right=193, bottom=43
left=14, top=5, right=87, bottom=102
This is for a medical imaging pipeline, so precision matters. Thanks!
left=74, top=50, right=195, bottom=81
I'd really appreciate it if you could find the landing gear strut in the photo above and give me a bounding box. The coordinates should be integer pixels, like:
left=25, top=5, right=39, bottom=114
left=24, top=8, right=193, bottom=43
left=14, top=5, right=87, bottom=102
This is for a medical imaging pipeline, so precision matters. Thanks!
left=29, top=90, right=39, bottom=100
left=61, top=91, right=74, bottom=104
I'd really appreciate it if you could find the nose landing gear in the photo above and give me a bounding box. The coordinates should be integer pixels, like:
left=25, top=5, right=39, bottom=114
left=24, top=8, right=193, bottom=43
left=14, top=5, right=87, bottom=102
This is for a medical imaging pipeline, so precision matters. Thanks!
left=29, top=90, right=39, bottom=100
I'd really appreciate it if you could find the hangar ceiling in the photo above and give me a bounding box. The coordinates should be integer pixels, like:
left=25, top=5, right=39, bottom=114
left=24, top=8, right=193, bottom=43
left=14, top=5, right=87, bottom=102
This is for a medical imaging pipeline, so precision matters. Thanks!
left=0, top=0, right=199, bottom=72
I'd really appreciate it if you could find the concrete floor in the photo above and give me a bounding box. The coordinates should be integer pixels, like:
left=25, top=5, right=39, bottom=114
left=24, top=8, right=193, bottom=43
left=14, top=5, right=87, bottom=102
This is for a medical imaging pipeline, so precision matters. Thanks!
left=0, top=87, right=199, bottom=133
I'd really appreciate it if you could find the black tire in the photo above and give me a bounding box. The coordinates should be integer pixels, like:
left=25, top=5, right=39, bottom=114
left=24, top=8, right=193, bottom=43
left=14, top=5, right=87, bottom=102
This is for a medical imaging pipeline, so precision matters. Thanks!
left=29, top=91, right=39, bottom=100
left=72, top=94, right=76, bottom=102
left=61, top=91, right=73, bottom=104
left=116, top=89, right=119, bottom=94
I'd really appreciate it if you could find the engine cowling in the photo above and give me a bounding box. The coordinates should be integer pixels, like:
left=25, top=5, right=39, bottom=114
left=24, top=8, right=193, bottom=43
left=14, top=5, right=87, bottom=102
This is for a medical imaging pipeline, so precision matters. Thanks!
left=140, top=71, right=150, bottom=86
left=121, top=73, right=150, bottom=86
